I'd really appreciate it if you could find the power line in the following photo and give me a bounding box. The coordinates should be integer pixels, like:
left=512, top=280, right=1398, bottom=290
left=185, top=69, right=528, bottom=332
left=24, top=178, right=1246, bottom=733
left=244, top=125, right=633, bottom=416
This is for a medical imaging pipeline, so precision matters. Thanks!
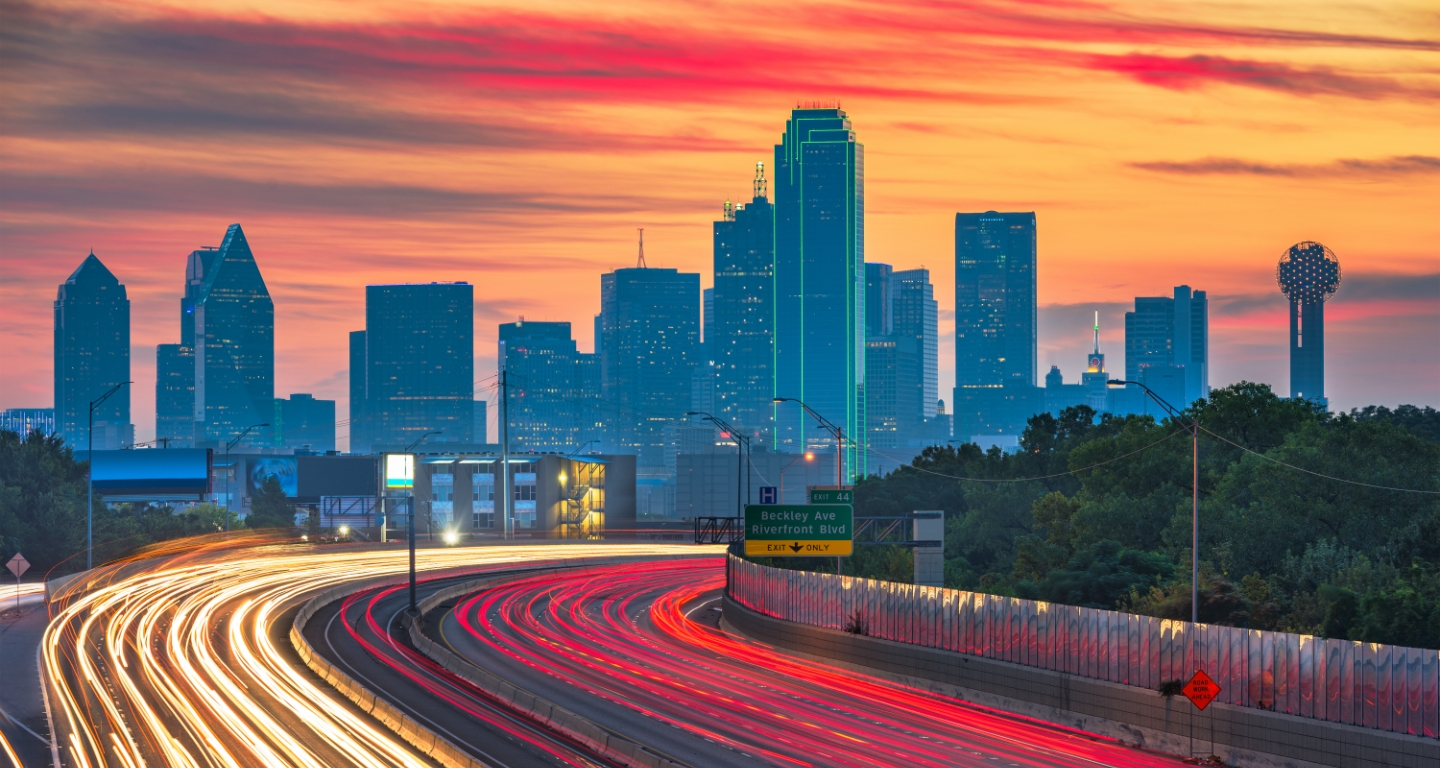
left=1198, top=425, right=1440, bottom=495
left=862, top=428, right=1189, bottom=483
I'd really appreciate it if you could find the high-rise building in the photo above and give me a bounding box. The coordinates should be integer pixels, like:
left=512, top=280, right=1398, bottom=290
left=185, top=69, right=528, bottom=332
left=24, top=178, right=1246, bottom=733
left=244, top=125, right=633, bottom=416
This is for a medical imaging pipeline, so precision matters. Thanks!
left=473, top=399, right=488, bottom=445
left=864, top=265, right=939, bottom=456
left=1124, top=285, right=1209, bottom=409
left=155, top=344, right=194, bottom=446
left=712, top=162, right=775, bottom=442
left=189, top=225, right=274, bottom=448
left=356, top=283, right=474, bottom=451
left=499, top=320, right=599, bottom=452
left=953, top=212, right=1037, bottom=439
left=1, top=409, right=56, bottom=438
left=1277, top=242, right=1341, bottom=404
left=892, top=269, right=939, bottom=421
left=348, top=330, right=367, bottom=452
left=598, top=266, right=699, bottom=469
left=865, top=263, right=893, bottom=337
left=274, top=394, right=336, bottom=452
left=772, top=107, right=866, bottom=478
left=54, top=253, right=131, bottom=450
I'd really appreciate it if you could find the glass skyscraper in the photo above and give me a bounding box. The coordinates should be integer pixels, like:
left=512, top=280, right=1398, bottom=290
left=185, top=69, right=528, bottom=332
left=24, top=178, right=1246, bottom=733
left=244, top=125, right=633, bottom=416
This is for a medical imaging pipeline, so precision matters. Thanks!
left=499, top=320, right=600, bottom=452
left=190, top=224, right=275, bottom=448
left=712, top=162, right=774, bottom=443
left=355, top=283, right=474, bottom=451
left=598, top=267, right=699, bottom=470
left=1124, top=286, right=1209, bottom=409
left=155, top=344, right=194, bottom=446
left=772, top=107, right=866, bottom=478
left=54, top=253, right=131, bottom=449
left=953, top=212, right=1037, bottom=439
left=864, top=265, right=938, bottom=457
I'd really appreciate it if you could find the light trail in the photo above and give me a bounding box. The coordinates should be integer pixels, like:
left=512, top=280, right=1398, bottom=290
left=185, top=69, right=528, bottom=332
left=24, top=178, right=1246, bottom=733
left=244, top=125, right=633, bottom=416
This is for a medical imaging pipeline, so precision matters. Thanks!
left=441, top=559, right=1188, bottom=768
left=42, top=541, right=708, bottom=767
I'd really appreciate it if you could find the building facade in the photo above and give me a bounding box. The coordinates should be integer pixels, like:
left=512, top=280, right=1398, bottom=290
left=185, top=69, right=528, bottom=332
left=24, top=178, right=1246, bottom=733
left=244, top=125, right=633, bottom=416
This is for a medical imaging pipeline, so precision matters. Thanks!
left=712, top=162, right=775, bottom=443
left=355, top=283, right=474, bottom=452
left=275, top=393, right=336, bottom=452
left=597, top=266, right=700, bottom=470
left=1, top=408, right=56, bottom=437
left=953, top=212, right=1037, bottom=440
left=1123, top=285, right=1210, bottom=410
left=499, top=320, right=600, bottom=452
left=189, top=225, right=275, bottom=448
left=54, top=253, right=131, bottom=450
left=155, top=344, right=194, bottom=447
left=772, top=107, right=866, bottom=478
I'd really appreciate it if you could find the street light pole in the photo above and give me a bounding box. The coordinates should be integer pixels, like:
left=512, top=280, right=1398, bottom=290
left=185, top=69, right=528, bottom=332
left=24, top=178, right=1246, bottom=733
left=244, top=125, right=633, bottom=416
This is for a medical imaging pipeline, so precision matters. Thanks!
left=687, top=412, right=750, bottom=517
left=773, top=398, right=846, bottom=486
left=86, top=381, right=130, bottom=570
left=224, top=422, right=271, bottom=534
left=778, top=452, right=815, bottom=504
left=1109, top=379, right=1200, bottom=624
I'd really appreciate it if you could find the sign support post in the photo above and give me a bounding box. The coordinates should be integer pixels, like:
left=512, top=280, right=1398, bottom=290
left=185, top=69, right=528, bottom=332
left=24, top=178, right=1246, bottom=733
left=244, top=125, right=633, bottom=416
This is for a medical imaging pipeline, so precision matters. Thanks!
left=6, top=553, right=28, bottom=612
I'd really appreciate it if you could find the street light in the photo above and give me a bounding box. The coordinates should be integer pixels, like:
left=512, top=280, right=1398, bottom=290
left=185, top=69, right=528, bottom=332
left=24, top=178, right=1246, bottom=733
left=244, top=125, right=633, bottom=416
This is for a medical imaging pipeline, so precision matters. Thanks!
left=688, top=411, right=751, bottom=517
left=1109, top=379, right=1200, bottom=624
left=404, top=431, right=442, bottom=453
left=779, top=452, right=815, bottom=503
left=224, top=423, right=271, bottom=534
left=86, top=381, right=131, bottom=570
left=773, top=398, right=846, bottom=487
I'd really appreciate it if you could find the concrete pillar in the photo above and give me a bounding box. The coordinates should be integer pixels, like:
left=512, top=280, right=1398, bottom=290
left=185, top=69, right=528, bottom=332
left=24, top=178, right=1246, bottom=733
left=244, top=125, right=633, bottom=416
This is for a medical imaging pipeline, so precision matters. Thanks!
left=913, top=511, right=944, bottom=587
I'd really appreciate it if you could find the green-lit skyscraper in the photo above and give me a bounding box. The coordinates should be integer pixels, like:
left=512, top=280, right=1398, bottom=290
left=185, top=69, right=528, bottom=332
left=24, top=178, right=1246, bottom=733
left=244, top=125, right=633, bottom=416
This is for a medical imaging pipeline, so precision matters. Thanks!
left=54, top=253, right=131, bottom=449
left=772, top=107, right=866, bottom=478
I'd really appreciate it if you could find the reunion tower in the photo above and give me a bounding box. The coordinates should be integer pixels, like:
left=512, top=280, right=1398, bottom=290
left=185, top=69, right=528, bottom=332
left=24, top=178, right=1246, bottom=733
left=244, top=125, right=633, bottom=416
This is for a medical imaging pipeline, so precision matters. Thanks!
left=1276, top=242, right=1341, bottom=404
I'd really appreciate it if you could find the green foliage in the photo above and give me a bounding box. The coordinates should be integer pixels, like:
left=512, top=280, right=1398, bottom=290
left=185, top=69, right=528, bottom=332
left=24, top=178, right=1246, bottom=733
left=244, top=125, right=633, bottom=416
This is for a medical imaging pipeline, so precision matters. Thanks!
left=245, top=476, right=296, bottom=529
left=741, top=383, right=1440, bottom=649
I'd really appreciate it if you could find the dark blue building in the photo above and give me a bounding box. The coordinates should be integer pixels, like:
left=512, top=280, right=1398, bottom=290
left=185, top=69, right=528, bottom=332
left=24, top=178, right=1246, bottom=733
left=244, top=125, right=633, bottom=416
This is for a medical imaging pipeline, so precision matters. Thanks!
left=499, top=320, right=600, bottom=452
left=54, top=253, right=131, bottom=449
left=190, top=225, right=275, bottom=448
left=712, top=162, right=775, bottom=444
left=772, top=107, right=866, bottom=478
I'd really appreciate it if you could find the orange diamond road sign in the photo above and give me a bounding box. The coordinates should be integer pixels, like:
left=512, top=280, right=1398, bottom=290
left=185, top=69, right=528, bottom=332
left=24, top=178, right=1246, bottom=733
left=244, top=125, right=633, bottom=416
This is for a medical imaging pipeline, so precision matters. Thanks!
left=1183, top=669, right=1221, bottom=711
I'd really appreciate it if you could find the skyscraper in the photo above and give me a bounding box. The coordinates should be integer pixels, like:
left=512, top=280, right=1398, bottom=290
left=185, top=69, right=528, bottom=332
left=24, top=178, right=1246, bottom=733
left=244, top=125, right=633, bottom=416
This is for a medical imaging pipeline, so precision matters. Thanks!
left=356, top=283, right=474, bottom=451
left=953, top=212, right=1037, bottom=439
left=1277, top=242, right=1341, bottom=404
left=155, top=344, right=194, bottom=446
left=598, top=266, right=699, bottom=469
left=54, top=253, right=131, bottom=449
left=348, top=330, right=367, bottom=452
left=1124, top=285, right=1209, bottom=408
left=712, top=162, right=775, bottom=442
left=864, top=264, right=938, bottom=454
left=499, top=320, right=599, bottom=452
left=274, top=393, right=336, bottom=452
left=892, top=268, right=939, bottom=422
left=772, top=107, right=866, bottom=477
left=190, top=225, right=274, bottom=447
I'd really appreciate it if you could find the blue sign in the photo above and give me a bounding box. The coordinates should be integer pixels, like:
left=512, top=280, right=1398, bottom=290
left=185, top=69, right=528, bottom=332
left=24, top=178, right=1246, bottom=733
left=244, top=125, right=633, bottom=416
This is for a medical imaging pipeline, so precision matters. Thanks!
left=759, top=486, right=778, bottom=504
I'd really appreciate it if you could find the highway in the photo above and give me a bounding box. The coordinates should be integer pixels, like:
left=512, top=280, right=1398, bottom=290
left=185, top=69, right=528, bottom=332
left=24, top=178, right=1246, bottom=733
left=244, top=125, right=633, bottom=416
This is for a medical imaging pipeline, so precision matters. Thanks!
left=42, top=538, right=707, bottom=767
left=422, top=558, right=1188, bottom=768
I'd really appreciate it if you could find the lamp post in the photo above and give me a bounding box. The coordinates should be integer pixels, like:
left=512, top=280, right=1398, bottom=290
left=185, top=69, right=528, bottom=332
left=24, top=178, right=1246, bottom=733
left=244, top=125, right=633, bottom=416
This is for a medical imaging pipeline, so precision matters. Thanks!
left=1109, top=379, right=1200, bottom=624
left=773, top=398, right=845, bottom=487
left=778, top=452, right=815, bottom=504
left=86, top=381, right=131, bottom=570
left=687, top=411, right=751, bottom=517
left=224, top=422, right=271, bottom=534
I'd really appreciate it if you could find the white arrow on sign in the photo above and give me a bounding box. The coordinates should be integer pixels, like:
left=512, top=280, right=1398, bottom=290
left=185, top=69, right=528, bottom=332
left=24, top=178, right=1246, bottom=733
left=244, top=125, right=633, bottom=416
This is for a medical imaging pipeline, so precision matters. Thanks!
left=7, top=553, right=29, bottom=579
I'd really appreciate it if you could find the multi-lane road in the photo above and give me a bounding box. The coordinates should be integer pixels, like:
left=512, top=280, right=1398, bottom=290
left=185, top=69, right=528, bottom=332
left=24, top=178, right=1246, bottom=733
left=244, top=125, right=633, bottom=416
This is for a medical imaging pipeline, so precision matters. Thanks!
left=39, top=539, right=1188, bottom=767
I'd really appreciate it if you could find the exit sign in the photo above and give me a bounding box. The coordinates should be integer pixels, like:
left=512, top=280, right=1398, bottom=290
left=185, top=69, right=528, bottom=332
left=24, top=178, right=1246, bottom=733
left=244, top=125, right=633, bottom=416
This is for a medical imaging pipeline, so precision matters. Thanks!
left=809, top=488, right=852, bottom=504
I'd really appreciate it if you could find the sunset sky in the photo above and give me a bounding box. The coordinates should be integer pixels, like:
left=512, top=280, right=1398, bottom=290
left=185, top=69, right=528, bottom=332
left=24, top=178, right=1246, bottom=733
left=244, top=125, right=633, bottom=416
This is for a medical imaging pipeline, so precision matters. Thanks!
left=3, top=0, right=1437, bottom=449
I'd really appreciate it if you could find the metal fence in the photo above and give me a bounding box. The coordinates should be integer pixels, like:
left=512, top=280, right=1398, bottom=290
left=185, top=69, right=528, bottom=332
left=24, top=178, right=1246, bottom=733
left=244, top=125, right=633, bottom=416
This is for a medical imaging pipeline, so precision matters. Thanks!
left=726, top=554, right=1440, bottom=738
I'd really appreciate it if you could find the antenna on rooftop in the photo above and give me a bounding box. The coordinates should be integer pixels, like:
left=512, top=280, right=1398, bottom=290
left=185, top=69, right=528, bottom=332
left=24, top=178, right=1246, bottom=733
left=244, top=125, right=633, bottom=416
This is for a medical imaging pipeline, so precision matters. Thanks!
left=637, top=228, right=647, bottom=268
left=754, top=161, right=767, bottom=199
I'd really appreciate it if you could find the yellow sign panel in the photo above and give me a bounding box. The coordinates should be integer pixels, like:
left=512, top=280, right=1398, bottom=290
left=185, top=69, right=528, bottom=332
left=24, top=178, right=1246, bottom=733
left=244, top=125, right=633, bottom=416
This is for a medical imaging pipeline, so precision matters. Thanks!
left=745, top=540, right=854, bottom=557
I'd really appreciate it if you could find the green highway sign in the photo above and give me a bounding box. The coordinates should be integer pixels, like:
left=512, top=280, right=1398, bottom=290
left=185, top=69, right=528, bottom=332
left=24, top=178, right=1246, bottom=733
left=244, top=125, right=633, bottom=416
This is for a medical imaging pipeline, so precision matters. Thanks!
left=744, top=504, right=853, bottom=557
left=809, top=488, right=853, bottom=505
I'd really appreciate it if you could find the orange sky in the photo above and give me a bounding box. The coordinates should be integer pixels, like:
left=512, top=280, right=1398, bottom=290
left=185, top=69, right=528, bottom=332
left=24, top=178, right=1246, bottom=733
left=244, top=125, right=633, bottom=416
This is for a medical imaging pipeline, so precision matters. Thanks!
left=2, top=0, right=1437, bottom=449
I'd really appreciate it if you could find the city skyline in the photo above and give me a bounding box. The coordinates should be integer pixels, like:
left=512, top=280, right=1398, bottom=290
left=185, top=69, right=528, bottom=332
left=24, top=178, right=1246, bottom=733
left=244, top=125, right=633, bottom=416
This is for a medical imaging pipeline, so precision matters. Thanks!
left=3, top=1, right=1437, bottom=448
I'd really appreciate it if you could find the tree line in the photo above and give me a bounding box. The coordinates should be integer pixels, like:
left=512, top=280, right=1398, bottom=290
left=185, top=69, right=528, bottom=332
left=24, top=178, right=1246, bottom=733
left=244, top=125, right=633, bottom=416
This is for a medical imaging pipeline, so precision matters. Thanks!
left=753, top=384, right=1440, bottom=649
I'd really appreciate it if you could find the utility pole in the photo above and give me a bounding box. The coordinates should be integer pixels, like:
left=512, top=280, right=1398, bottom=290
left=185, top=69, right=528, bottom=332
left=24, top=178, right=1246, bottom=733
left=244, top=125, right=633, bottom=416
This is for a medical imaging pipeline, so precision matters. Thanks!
left=501, top=369, right=511, bottom=539
left=407, top=495, right=417, bottom=612
left=86, top=381, right=130, bottom=570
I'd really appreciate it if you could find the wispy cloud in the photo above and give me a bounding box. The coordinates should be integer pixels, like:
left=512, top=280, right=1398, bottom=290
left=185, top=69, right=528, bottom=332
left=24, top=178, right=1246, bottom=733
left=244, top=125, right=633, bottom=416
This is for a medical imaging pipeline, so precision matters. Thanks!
left=1129, top=155, right=1440, bottom=178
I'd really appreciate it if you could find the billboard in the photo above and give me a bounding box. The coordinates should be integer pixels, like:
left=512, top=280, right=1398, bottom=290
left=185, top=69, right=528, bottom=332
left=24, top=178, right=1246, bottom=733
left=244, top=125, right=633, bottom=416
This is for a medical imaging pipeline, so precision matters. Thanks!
left=297, top=456, right=376, bottom=500
left=248, top=457, right=298, bottom=497
left=385, top=454, right=414, bottom=490
left=90, top=449, right=212, bottom=499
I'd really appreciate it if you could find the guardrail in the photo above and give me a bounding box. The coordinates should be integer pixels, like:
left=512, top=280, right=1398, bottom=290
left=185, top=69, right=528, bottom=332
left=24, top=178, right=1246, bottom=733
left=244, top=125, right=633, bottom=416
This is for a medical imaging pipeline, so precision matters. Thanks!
left=726, top=554, right=1440, bottom=739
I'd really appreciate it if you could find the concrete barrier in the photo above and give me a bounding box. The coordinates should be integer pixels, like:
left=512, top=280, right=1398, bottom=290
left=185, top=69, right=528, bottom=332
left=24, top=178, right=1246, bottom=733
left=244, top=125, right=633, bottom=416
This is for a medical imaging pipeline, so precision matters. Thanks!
left=723, top=594, right=1440, bottom=768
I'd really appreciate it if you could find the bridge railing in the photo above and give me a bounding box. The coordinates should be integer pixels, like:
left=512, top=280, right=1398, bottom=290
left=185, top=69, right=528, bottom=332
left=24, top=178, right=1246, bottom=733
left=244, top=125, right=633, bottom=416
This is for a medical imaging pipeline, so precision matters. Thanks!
left=726, top=553, right=1440, bottom=739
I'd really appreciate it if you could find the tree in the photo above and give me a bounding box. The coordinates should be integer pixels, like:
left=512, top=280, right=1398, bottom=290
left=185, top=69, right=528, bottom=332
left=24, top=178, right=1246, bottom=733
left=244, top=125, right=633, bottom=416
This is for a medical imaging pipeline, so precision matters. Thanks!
left=1034, top=540, right=1172, bottom=609
left=246, top=476, right=295, bottom=529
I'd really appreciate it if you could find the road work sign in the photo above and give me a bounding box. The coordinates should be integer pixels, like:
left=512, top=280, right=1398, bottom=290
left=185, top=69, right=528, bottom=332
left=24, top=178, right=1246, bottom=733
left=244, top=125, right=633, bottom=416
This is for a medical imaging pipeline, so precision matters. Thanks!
left=1183, top=670, right=1221, bottom=711
left=744, top=504, right=852, bottom=556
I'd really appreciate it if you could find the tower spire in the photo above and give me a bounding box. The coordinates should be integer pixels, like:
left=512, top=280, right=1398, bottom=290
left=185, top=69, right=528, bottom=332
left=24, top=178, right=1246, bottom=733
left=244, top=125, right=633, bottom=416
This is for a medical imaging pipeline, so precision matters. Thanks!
left=754, top=161, right=767, bottom=199
left=636, top=228, right=646, bottom=268
left=1093, top=310, right=1100, bottom=354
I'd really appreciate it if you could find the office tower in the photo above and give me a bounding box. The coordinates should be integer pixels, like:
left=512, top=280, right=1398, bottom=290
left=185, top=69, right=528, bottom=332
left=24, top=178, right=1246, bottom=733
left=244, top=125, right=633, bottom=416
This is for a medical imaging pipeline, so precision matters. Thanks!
left=189, top=224, right=274, bottom=447
left=1277, top=242, right=1341, bottom=404
left=598, top=266, right=699, bottom=469
left=1124, top=285, right=1210, bottom=409
left=54, top=253, right=131, bottom=449
left=155, top=344, right=194, bottom=446
left=892, top=269, right=939, bottom=422
left=702, top=288, right=715, bottom=354
left=499, top=320, right=599, bottom=452
left=273, top=394, right=335, bottom=452
left=865, top=263, right=892, bottom=336
left=358, top=283, right=474, bottom=451
left=473, top=400, right=488, bottom=445
left=864, top=265, right=938, bottom=452
left=953, top=212, right=1038, bottom=439
left=1, top=409, right=56, bottom=437
left=712, top=162, right=775, bottom=442
left=772, top=107, right=866, bottom=477
left=865, top=336, right=920, bottom=454
left=1081, top=313, right=1110, bottom=412
left=348, top=330, right=367, bottom=452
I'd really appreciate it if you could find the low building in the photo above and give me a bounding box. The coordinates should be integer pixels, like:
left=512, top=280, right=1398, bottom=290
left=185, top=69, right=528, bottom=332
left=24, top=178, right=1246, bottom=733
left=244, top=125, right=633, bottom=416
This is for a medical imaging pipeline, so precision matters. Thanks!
left=1, top=408, right=56, bottom=437
left=675, top=451, right=837, bottom=519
